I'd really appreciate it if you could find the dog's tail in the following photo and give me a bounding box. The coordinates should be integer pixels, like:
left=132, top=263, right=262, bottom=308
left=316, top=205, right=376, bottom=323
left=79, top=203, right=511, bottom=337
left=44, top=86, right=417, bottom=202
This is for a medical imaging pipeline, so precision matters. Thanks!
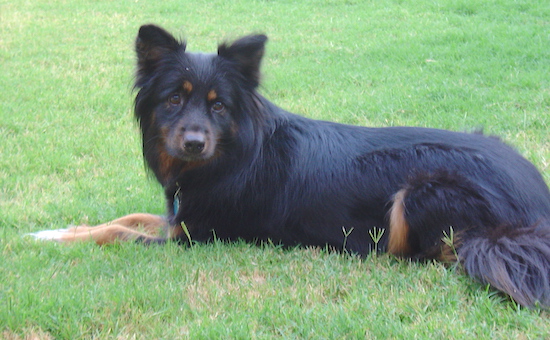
left=458, top=222, right=550, bottom=308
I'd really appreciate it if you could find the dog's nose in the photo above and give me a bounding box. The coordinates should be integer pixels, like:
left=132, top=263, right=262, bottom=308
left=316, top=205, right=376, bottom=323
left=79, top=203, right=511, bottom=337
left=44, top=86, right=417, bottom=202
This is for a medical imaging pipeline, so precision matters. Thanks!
left=183, top=132, right=206, bottom=154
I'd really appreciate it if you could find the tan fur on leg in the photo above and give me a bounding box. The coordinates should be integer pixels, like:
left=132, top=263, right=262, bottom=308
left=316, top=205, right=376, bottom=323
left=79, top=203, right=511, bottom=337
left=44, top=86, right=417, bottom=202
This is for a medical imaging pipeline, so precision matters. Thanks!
left=388, top=189, right=412, bottom=256
left=29, top=213, right=168, bottom=245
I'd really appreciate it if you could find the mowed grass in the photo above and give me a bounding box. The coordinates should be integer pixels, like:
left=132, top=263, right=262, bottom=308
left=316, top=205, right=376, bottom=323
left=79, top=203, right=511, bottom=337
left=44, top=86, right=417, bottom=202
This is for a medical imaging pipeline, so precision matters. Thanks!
left=1, top=0, right=549, bottom=339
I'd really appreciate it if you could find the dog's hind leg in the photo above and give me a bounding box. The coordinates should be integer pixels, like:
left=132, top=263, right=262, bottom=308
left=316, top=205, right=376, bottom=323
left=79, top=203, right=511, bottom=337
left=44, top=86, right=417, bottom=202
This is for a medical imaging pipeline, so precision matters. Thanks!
left=388, top=170, right=495, bottom=261
left=389, top=170, right=550, bottom=307
left=28, top=213, right=169, bottom=245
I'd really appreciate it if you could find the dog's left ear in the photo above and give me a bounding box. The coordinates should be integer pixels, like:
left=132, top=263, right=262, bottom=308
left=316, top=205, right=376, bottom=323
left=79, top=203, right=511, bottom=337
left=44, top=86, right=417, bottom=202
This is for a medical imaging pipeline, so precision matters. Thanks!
left=218, top=34, right=268, bottom=88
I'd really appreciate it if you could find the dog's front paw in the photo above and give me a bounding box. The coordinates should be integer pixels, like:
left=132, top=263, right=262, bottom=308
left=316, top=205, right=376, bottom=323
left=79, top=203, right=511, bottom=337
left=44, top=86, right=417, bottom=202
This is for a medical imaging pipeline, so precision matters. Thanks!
left=25, top=229, right=69, bottom=242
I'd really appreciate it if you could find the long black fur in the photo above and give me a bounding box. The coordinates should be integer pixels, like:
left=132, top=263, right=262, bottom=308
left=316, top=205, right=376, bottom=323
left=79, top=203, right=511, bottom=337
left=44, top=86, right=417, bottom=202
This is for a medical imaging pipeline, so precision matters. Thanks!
left=133, top=25, right=550, bottom=308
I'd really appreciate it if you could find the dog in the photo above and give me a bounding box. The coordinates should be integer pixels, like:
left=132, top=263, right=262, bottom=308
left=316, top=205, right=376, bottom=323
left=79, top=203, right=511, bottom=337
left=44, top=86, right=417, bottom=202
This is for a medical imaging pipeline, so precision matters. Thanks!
left=31, top=24, right=550, bottom=308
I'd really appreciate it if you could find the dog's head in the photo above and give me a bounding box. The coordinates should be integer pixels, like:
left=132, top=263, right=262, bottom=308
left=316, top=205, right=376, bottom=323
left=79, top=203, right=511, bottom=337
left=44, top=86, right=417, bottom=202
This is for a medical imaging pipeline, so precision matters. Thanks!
left=133, top=25, right=267, bottom=185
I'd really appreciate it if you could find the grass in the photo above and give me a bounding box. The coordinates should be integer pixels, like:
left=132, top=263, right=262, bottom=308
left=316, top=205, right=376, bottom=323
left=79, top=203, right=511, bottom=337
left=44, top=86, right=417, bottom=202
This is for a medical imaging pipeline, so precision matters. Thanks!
left=1, top=0, right=549, bottom=338
left=2, top=240, right=549, bottom=339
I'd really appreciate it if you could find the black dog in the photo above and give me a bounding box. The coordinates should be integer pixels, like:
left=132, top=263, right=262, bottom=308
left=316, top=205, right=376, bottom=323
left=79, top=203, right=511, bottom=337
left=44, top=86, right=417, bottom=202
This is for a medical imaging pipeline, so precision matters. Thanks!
left=32, top=24, right=550, bottom=308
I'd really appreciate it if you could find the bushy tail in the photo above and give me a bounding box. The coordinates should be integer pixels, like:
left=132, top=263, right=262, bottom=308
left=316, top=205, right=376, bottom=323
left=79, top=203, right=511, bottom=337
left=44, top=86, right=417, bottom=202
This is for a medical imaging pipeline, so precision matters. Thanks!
left=458, top=223, right=550, bottom=308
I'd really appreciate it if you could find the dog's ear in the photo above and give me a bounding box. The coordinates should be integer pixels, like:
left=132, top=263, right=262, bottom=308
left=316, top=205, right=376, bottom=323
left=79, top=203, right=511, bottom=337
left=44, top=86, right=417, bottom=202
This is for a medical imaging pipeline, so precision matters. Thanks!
left=218, top=34, right=268, bottom=88
left=135, top=25, right=184, bottom=85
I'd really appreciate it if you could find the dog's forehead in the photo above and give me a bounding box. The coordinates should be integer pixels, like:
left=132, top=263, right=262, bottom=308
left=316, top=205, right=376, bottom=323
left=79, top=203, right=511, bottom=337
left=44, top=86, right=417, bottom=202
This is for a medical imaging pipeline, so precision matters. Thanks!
left=181, top=52, right=216, bottom=75
left=185, top=51, right=216, bottom=63
left=175, top=52, right=226, bottom=89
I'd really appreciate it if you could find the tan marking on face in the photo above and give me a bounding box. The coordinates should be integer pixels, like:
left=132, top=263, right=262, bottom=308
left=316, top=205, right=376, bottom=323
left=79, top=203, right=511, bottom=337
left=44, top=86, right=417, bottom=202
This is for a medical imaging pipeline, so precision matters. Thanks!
left=157, top=145, right=181, bottom=183
left=183, top=81, right=193, bottom=94
left=157, top=138, right=210, bottom=183
left=207, top=89, right=217, bottom=102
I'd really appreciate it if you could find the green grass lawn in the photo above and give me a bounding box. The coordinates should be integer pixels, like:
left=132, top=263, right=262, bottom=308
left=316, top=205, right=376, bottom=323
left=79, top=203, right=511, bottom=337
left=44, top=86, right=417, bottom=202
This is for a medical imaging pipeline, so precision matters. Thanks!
left=1, top=0, right=549, bottom=338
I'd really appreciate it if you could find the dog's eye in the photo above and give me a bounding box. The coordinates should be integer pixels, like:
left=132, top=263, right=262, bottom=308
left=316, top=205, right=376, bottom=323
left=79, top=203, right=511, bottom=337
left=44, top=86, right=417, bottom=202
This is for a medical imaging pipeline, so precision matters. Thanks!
left=211, top=101, right=225, bottom=114
left=168, top=93, right=183, bottom=105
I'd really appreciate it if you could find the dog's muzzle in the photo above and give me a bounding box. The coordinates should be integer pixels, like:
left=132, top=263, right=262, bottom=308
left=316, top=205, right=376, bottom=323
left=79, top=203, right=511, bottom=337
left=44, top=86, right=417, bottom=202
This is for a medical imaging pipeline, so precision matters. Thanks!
left=182, top=131, right=206, bottom=155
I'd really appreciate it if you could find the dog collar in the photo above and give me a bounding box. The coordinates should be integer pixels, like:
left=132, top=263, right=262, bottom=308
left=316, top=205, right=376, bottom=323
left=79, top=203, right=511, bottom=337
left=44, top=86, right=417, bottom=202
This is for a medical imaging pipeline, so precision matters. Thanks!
left=173, top=184, right=181, bottom=215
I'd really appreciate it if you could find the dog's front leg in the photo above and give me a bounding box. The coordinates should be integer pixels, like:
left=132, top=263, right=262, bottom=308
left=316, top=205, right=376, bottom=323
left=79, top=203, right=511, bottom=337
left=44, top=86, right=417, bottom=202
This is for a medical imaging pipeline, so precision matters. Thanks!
left=28, top=213, right=169, bottom=245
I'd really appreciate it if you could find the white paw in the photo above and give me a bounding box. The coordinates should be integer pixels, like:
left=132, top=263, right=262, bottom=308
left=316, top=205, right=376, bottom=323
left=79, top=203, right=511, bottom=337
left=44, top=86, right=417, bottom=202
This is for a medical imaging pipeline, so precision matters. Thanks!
left=25, top=229, right=68, bottom=241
